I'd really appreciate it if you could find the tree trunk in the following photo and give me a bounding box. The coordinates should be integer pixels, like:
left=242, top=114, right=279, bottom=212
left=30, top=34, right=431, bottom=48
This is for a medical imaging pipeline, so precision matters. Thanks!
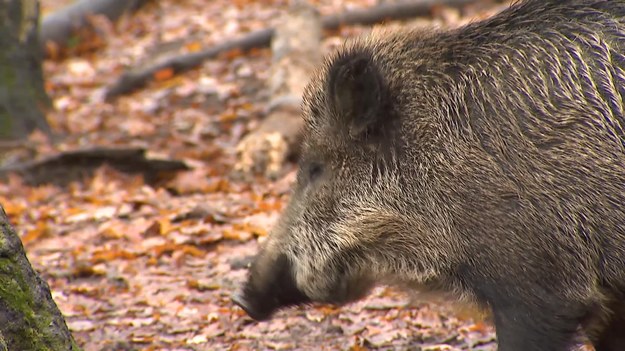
left=0, top=0, right=51, bottom=140
left=0, top=206, right=81, bottom=350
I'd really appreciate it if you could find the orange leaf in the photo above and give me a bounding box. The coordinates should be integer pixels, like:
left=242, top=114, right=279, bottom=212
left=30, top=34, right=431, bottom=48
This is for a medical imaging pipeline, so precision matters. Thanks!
left=349, top=337, right=367, bottom=351
left=98, top=219, right=132, bottom=240
left=21, top=221, right=50, bottom=245
left=187, top=279, right=218, bottom=291
left=219, top=111, right=238, bottom=122
left=180, top=245, right=205, bottom=257
left=256, top=200, right=282, bottom=212
left=152, top=243, right=176, bottom=257
left=152, top=243, right=205, bottom=258
left=160, top=217, right=173, bottom=235
left=185, top=41, right=202, bottom=52
left=91, top=249, right=137, bottom=263
left=154, top=67, right=174, bottom=81
left=1, top=201, right=26, bottom=217
left=466, top=321, right=490, bottom=333
left=223, top=228, right=252, bottom=241
left=242, top=222, right=267, bottom=237
left=146, top=256, right=158, bottom=266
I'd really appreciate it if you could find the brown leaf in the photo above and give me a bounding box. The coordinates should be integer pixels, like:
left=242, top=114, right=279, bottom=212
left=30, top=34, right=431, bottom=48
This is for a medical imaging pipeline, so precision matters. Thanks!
left=187, top=279, right=219, bottom=291
left=91, top=248, right=137, bottom=263
left=222, top=228, right=252, bottom=241
left=152, top=243, right=205, bottom=258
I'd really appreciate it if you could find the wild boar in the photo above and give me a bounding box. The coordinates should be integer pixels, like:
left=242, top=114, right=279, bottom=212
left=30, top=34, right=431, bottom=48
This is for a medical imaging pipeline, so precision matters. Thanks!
left=233, top=1, right=625, bottom=350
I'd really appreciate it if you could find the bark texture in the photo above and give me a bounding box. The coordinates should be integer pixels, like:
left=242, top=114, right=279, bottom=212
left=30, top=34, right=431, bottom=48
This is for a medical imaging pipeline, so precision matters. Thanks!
left=0, top=206, right=81, bottom=350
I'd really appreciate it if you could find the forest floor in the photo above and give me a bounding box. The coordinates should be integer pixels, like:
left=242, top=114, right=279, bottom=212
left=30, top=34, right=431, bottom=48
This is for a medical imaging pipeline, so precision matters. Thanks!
left=1, top=0, right=538, bottom=350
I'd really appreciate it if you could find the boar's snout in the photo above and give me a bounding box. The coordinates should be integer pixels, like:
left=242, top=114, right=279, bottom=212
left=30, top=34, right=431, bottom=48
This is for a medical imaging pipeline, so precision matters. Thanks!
left=232, top=290, right=272, bottom=321
left=233, top=253, right=310, bottom=321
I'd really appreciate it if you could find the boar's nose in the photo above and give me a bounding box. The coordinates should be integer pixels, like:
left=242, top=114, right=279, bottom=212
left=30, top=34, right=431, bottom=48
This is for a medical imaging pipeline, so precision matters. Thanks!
left=232, top=291, right=270, bottom=321
left=232, top=253, right=310, bottom=321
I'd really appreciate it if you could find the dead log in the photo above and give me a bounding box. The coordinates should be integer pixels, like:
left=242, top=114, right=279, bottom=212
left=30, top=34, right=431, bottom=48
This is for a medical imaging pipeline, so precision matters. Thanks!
left=234, top=0, right=322, bottom=179
left=104, top=0, right=480, bottom=101
left=0, top=146, right=189, bottom=187
left=41, top=0, right=151, bottom=56
left=0, top=207, right=81, bottom=350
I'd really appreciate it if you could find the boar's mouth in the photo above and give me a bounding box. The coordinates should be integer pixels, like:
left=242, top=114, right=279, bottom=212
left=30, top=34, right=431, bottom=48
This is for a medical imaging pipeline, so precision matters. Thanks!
left=323, top=271, right=376, bottom=306
left=232, top=254, right=311, bottom=321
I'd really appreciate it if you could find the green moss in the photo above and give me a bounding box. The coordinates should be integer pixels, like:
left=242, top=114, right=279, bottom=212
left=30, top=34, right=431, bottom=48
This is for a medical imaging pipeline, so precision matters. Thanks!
left=0, top=222, right=80, bottom=351
left=0, top=258, right=46, bottom=349
left=70, top=338, right=82, bottom=351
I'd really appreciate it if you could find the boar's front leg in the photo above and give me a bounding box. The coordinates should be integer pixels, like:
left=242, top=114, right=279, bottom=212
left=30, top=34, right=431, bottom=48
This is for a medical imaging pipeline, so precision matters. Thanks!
left=491, top=298, right=587, bottom=351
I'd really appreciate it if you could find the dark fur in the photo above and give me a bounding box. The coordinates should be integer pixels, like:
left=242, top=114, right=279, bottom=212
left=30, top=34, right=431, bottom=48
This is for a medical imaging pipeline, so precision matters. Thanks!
left=234, top=1, right=625, bottom=350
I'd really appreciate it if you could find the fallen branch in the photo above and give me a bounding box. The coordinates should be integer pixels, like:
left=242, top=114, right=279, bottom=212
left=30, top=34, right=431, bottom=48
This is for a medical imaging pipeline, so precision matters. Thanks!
left=104, top=0, right=479, bottom=100
left=0, top=147, right=189, bottom=187
left=41, top=0, right=151, bottom=57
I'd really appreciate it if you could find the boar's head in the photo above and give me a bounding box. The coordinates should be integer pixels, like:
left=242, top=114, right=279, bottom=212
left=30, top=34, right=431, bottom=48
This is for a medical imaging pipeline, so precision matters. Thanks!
left=233, top=41, right=430, bottom=321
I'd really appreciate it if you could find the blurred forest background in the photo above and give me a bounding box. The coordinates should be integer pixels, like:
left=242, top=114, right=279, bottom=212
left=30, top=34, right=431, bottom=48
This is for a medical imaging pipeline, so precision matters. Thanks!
left=0, top=0, right=519, bottom=350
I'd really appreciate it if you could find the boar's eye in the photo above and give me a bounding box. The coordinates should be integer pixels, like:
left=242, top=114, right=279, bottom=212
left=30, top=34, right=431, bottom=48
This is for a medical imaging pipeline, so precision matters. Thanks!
left=308, top=162, right=324, bottom=182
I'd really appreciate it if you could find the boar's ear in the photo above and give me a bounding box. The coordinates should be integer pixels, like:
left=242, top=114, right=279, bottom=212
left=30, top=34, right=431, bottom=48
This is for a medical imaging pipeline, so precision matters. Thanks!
left=328, top=52, right=389, bottom=139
